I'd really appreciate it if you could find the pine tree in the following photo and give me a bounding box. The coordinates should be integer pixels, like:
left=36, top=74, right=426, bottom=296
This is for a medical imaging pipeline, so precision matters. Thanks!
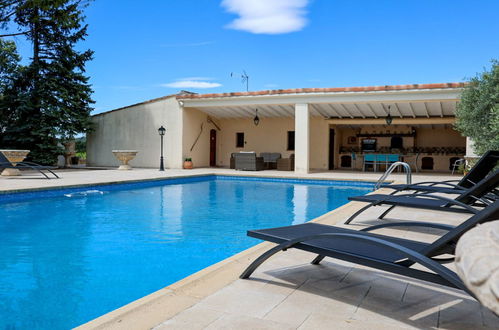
left=0, top=38, right=22, bottom=138
left=0, top=0, right=94, bottom=164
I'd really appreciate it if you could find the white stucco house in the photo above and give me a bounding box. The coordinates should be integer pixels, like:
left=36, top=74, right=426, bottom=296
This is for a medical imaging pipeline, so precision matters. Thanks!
left=87, top=82, right=470, bottom=173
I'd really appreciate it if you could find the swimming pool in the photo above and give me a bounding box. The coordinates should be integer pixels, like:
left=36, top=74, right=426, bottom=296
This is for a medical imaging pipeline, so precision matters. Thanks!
left=0, top=175, right=373, bottom=329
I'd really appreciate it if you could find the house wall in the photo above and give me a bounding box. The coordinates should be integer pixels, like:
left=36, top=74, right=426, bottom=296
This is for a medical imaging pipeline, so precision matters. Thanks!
left=415, top=127, right=465, bottom=147
left=182, top=107, right=218, bottom=167
left=215, top=116, right=329, bottom=169
left=87, top=96, right=183, bottom=168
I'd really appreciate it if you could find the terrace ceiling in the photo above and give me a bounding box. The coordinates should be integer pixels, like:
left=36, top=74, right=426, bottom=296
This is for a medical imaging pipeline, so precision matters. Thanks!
left=180, top=86, right=462, bottom=120
left=187, top=101, right=458, bottom=119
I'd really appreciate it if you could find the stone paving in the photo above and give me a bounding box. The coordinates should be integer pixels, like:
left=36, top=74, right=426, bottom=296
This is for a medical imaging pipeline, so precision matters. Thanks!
left=3, top=168, right=497, bottom=329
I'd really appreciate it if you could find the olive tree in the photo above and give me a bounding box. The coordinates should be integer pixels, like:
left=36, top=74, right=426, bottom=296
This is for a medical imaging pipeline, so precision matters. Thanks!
left=455, top=60, right=499, bottom=155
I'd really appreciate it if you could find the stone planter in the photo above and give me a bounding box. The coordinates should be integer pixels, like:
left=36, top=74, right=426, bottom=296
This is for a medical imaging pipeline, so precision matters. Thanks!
left=63, top=141, right=76, bottom=167
left=112, top=150, right=138, bottom=170
left=0, top=149, right=30, bottom=176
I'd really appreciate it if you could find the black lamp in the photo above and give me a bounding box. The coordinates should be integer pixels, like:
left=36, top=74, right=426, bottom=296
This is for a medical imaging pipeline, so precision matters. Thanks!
left=253, top=109, right=260, bottom=126
left=158, top=125, right=166, bottom=171
left=385, top=106, right=393, bottom=125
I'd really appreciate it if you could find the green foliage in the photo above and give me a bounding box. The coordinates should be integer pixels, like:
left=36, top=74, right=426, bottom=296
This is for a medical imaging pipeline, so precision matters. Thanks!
left=0, top=0, right=94, bottom=165
left=455, top=60, right=499, bottom=155
left=75, top=136, right=86, bottom=153
left=0, top=39, right=20, bottom=88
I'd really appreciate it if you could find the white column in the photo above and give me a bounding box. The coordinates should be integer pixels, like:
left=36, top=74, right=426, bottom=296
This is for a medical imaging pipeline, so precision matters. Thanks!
left=294, top=103, right=310, bottom=174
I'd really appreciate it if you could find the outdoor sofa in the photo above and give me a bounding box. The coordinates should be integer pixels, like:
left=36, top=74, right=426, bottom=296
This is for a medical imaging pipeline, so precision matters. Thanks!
left=233, top=152, right=265, bottom=171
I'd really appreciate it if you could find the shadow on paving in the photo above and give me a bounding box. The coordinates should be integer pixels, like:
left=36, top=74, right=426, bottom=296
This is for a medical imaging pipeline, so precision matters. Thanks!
left=251, top=258, right=498, bottom=329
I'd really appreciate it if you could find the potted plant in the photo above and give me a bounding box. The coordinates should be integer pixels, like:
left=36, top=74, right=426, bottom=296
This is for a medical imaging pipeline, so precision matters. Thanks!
left=183, top=157, right=193, bottom=169
left=463, top=158, right=478, bottom=175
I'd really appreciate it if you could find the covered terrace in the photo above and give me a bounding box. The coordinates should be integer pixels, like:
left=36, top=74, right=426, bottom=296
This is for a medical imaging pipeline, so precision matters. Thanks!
left=178, top=83, right=466, bottom=174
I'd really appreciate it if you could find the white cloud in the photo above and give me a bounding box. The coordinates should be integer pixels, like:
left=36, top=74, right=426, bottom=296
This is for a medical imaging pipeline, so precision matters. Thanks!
left=264, top=83, right=279, bottom=88
left=221, top=0, right=309, bottom=34
left=161, top=78, right=221, bottom=89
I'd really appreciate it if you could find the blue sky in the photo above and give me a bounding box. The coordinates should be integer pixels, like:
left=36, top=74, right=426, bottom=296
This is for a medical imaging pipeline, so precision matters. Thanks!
left=11, top=0, right=499, bottom=114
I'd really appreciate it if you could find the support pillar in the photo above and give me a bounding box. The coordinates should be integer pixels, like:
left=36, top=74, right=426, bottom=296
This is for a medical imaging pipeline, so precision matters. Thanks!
left=294, top=103, right=310, bottom=174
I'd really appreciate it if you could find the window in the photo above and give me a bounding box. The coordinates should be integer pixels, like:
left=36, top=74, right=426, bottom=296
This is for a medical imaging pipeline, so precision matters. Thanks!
left=287, top=131, right=295, bottom=150
left=421, top=157, right=434, bottom=170
left=390, top=136, right=403, bottom=149
left=236, top=132, right=244, bottom=148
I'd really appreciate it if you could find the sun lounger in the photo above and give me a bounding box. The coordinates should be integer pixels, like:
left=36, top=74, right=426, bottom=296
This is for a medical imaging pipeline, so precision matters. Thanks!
left=240, top=200, right=499, bottom=301
left=344, top=169, right=499, bottom=224
left=0, top=152, right=59, bottom=179
left=381, top=150, right=499, bottom=194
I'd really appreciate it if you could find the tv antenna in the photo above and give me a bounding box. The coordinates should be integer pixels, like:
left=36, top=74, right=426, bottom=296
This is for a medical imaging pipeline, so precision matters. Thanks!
left=231, top=70, right=249, bottom=91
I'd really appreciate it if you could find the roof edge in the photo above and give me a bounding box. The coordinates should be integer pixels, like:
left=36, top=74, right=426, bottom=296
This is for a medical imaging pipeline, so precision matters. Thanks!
left=177, top=82, right=467, bottom=100
left=92, top=93, right=177, bottom=117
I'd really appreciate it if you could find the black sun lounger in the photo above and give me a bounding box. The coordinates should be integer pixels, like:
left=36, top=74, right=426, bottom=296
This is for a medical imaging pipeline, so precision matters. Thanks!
left=344, top=169, right=499, bottom=224
left=381, top=150, right=499, bottom=194
left=0, top=152, right=59, bottom=179
left=240, top=200, right=499, bottom=299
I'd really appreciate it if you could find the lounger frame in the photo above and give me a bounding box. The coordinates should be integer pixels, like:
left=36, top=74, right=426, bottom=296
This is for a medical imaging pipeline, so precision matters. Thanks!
left=241, top=200, right=499, bottom=301
left=0, top=161, right=59, bottom=179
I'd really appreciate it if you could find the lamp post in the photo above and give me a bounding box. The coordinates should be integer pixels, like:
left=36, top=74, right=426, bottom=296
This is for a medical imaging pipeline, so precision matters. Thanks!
left=158, top=125, right=166, bottom=171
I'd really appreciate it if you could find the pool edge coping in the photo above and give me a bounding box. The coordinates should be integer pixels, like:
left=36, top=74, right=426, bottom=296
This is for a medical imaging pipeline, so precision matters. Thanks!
left=0, top=171, right=379, bottom=196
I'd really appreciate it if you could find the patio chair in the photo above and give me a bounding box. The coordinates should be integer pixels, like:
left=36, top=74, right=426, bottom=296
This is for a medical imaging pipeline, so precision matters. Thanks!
left=0, top=152, right=59, bottom=179
left=240, top=200, right=499, bottom=302
left=229, top=153, right=237, bottom=169
left=344, top=169, right=499, bottom=224
left=260, top=152, right=281, bottom=169
left=277, top=154, right=294, bottom=171
left=382, top=150, right=499, bottom=194
left=363, top=154, right=376, bottom=171
left=234, top=152, right=265, bottom=171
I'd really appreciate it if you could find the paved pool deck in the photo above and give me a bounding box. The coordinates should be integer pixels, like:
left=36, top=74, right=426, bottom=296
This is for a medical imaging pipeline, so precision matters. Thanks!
left=0, top=167, right=456, bottom=193
left=2, top=168, right=497, bottom=329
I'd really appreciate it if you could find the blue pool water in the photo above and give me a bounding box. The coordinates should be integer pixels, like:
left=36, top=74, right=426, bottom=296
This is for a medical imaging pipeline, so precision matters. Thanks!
left=0, top=176, right=372, bottom=329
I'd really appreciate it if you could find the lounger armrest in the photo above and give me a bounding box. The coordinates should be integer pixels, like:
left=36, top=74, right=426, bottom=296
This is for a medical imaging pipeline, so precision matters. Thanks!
left=361, top=222, right=455, bottom=232
left=375, top=193, right=479, bottom=214
left=386, top=181, right=463, bottom=191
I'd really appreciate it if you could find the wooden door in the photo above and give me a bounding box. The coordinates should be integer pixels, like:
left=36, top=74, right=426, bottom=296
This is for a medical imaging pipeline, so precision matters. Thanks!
left=210, top=129, right=216, bottom=167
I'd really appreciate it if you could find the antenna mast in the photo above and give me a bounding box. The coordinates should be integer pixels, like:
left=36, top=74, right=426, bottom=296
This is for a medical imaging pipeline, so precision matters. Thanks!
left=231, top=70, right=250, bottom=91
